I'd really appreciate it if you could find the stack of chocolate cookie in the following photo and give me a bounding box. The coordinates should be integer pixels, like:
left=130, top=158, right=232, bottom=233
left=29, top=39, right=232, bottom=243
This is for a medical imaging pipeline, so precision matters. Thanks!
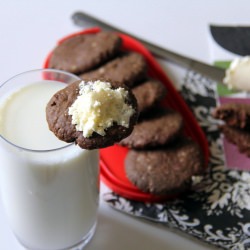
left=48, top=31, right=205, bottom=197
left=119, top=91, right=204, bottom=196
left=213, top=102, right=250, bottom=157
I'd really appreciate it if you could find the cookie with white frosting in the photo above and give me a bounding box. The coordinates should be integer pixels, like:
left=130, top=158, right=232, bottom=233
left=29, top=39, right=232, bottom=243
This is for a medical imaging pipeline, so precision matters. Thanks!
left=46, top=80, right=138, bottom=149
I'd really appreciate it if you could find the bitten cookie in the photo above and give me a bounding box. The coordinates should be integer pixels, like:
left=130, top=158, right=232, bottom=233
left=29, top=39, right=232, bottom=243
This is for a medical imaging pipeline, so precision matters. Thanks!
left=213, top=102, right=250, bottom=129
left=48, top=32, right=122, bottom=74
left=125, top=138, right=204, bottom=195
left=46, top=80, right=138, bottom=149
left=80, top=52, right=147, bottom=87
left=132, top=79, right=167, bottom=114
left=220, top=125, right=250, bottom=156
left=120, top=108, right=183, bottom=149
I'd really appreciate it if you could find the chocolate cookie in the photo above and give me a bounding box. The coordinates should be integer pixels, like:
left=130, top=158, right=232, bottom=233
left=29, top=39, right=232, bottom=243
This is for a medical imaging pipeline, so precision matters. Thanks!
left=120, top=108, right=183, bottom=149
left=125, top=138, right=204, bottom=195
left=80, top=52, right=147, bottom=87
left=132, top=79, right=167, bottom=113
left=48, top=32, right=122, bottom=74
left=213, top=102, right=250, bottom=129
left=220, top=125, right=250, bottom=156
left=46, top=80, right=138, bottom=149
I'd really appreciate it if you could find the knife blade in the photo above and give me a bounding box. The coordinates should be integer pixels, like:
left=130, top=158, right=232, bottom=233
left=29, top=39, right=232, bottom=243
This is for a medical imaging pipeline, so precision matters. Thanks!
left=71, top=11, right=225, bottom=83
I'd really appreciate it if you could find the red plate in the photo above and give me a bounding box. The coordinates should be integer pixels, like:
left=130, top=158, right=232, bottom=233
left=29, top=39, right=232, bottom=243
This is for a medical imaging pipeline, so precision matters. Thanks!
left=44, top=27, right=209, bottom=203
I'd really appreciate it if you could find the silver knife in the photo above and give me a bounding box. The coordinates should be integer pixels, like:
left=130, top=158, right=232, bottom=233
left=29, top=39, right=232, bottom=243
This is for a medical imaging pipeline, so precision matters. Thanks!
left=72, top=11, right=225, bottom=83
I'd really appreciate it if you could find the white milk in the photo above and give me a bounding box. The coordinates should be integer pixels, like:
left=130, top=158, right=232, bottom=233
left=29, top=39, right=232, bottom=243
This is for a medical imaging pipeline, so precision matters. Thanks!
left=0, top=81, right=99, bottom=250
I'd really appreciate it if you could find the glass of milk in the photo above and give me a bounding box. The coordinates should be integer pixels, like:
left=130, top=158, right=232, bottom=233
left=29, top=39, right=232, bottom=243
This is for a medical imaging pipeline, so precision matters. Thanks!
left=0, top=69, right=99, bottom=250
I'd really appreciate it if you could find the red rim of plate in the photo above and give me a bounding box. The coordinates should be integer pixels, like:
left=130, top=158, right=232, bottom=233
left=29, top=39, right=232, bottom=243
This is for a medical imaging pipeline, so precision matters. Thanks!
left=44, top=27, right=209, bottom=203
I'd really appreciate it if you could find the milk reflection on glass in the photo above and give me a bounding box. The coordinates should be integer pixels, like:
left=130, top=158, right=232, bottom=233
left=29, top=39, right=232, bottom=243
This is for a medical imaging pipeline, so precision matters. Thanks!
left=0, top=69, right=99, bottom=250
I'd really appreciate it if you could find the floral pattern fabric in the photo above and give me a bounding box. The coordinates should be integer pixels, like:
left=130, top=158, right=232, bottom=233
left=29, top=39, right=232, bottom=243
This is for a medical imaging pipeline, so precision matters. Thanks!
left=103, top=70, right=250, bottom=250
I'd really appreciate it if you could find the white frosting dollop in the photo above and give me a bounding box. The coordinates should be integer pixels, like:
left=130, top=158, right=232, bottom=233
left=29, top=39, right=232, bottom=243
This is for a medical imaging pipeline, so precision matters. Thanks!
left=223, top=56, right=250, bottom=91
left=68, top=80, right=135, bottom=138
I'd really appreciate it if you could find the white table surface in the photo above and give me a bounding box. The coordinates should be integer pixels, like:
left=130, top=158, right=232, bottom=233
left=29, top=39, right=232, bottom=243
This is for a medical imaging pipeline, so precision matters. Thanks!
left=0, top=1, right=249, bottom=249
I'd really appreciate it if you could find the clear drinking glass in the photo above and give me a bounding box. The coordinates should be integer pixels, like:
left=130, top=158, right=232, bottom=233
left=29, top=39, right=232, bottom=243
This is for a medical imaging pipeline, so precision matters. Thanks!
left=0, top=69, right=99, bottom=250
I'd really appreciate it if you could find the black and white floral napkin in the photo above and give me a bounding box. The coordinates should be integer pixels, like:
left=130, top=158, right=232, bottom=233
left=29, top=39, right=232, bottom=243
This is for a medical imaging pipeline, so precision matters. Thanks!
left=103, top=68, right=250, bottom=250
